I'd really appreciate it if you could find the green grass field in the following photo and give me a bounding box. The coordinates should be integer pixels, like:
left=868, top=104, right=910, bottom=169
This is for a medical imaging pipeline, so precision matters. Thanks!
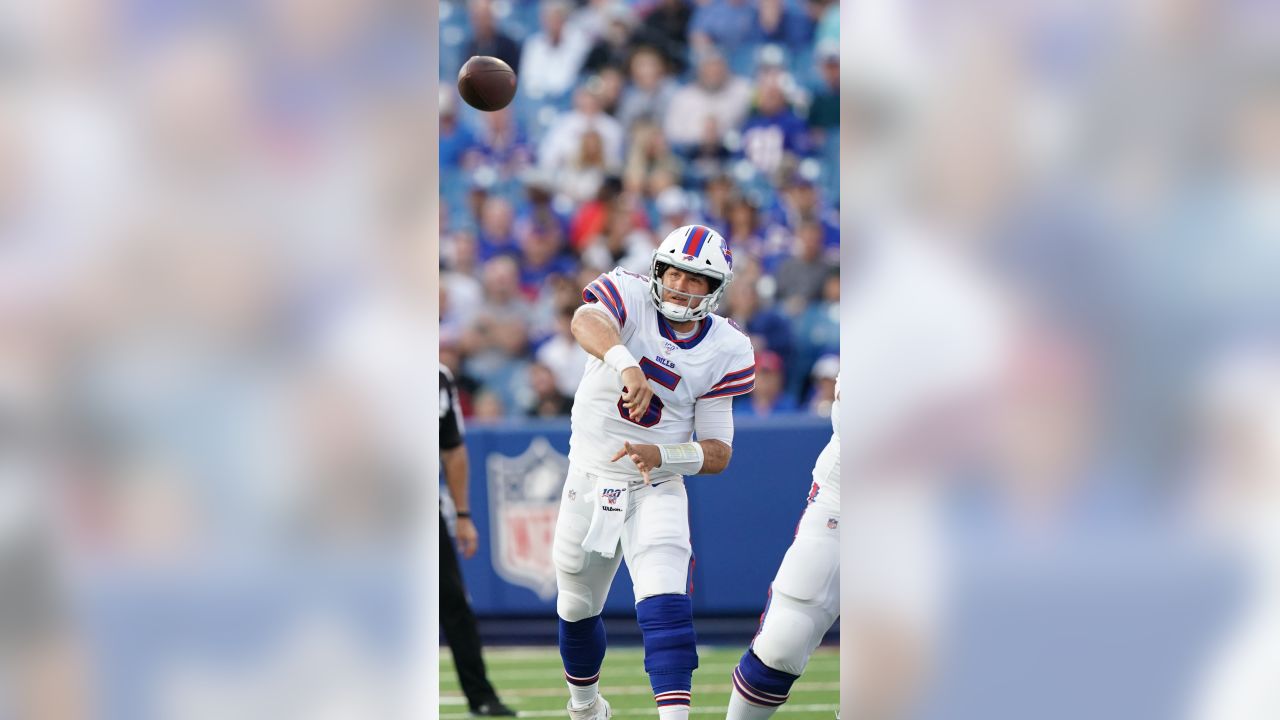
left=441, top=645, right=839, bottom=718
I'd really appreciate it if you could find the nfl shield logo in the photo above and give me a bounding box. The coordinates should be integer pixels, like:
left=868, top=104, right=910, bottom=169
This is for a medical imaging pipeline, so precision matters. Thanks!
left=827, top=517, right=839, bottom=530
left=663, top=341, right=677, bottom=354
left=488, top=437, right=570, bottom=600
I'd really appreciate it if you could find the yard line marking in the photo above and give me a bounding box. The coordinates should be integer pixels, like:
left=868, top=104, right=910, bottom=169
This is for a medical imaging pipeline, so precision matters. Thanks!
left=440, top=682, right=841, bottom=700
left=441, top=647, right=836, bottom=664
left=438, top=703, right=838, bottom=719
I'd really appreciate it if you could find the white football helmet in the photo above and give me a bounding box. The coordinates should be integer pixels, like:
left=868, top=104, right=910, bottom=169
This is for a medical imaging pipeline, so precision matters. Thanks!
left=650, top=224, right=734, bottom=322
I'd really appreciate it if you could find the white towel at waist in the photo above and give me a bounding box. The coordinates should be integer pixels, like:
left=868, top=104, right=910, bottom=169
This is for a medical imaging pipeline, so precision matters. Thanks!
left=580, top=475, right=630, bottom=558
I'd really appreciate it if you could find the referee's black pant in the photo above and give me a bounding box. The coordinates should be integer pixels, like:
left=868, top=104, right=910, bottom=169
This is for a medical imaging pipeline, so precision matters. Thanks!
left=440, top=512, right=498, bottom=709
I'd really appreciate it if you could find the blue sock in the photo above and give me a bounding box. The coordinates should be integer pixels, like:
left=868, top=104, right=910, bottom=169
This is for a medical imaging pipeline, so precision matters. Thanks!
left=559, top=615, right=607, bottom=687
left=637, top=594, right=698, bottom=708
left=733, top=648, right=799, bottom=708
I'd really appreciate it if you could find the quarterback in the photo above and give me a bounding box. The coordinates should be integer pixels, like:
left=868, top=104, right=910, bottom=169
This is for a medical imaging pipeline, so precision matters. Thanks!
left=727, top=377, right=840, bottom=719
left=554, top=225, right=755, bottom=720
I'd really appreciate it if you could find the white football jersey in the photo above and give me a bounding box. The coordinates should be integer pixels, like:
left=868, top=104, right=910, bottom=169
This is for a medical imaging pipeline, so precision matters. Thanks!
left=570, top=267, right=756, bottom=483
left=810, top=374, right=840, bottom=508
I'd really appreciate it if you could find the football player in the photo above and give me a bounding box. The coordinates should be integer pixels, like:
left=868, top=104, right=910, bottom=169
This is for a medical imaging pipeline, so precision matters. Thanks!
left=726, top=376, right=840, bottom=719
left=554, top=225, right=756, bottom=720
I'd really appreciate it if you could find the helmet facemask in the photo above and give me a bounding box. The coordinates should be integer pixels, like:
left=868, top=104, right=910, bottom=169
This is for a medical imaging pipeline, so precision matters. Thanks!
left=650, top=260, right=725, bottom=322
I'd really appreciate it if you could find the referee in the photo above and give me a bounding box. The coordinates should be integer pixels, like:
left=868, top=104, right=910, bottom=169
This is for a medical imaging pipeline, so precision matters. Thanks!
left=440, top=367, right=515, bottom=716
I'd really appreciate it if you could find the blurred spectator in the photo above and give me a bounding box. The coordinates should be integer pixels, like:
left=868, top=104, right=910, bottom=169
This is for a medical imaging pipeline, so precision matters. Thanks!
left=444, top=228, right=480, bottom=277
left=595, top=67, right=626, bottom=116
left=525, top=363, right=574, bottom=418
left=472, top=106, right=532, bottom=180
left=634, top=0, right=693, bottom=74
left=538, top=85, right=624, bottom=185
left=788, top=268, right=839, bottom=401
left=775, top=220, right=835, bottom=314
left=517, top=220, right=577, bottom=301
left=623, top=120, right=683, bottom=199
left=807, top=354, right=839, bottom=416
left=554, top=129, right=611, bottom=203
left=514, top=169, right=570, bottom=242
left=582, top=5, right=638, bottom=74
left=751, top=0, right=815, bottom=50
left=474, top=257, right=530, bottom=328
left=464, top=311, right=531, bottom=419
left=806, top=40, right=840, bottom=137
left=582, top=209, right=654, bottom=275
left=569, top=176, right=639, bottom=253
left=734, top=350, right=798, bottom=416
left=686, top=122, right=735, bottom=184
left=439, top=92, right=479, bottom=170
left=663, top=49, right=753, bottom=150
left=740, top=73, right=813, bottom=177
left=813, top=0, right=838, bottom=47
left=653, top=186, right=696, bottom=238
left=701, top=173, right=736, bottom=229
left=442, top=267, right=483, bottom=345
left=470, top=389, right=506, bottom=422
left=727, top=194, right=787, bottom=274
left=567, top=0, right=623, bottom=45
left=518, top=0, right=592, bottom=100
left=535, top=307, right=590, bottom=398
left=464, top=0, right=521, bottom=74
left=476, top=196, right=521, bottom=262
left=777, top=174, right=839, bottom=251
left=725, top=275, right=794, bottom=364
left=689, top=0, right=756, bottom=64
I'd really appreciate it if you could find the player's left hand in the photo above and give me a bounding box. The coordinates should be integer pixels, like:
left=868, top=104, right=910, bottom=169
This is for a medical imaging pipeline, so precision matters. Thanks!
left=611, top=441, right=661, bottom=484
left=455, top=517, right=479, bottom=559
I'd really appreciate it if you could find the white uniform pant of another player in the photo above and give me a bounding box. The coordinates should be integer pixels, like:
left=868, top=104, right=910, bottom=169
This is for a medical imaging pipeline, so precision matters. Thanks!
left=553, top=464, right=692, bottom=620
left=749, top=491, right=841, bottom=676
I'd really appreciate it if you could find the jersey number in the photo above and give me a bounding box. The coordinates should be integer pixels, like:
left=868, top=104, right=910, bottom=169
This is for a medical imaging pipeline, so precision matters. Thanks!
left=617, top=357, right=682, bottom=427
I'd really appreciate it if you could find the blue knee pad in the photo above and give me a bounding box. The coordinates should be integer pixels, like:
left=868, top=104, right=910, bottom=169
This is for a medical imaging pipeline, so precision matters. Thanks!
left=559, top=614, right=606, bottom=683
left=636, top=594, right=698, bottom=694
left=733, top=648, right=799, bottom=708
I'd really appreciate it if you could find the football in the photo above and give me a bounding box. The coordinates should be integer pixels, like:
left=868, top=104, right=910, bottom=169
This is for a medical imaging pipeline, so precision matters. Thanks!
left=457, top=56, right=517, bottom=112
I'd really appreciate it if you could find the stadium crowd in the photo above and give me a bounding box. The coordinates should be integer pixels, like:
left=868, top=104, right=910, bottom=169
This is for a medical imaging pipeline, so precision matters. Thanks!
left=439, top=0, right=842, bottom=422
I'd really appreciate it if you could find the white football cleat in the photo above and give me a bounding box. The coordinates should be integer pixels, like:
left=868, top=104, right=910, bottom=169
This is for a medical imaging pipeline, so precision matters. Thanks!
left=566, top=695, right=611, bottom=720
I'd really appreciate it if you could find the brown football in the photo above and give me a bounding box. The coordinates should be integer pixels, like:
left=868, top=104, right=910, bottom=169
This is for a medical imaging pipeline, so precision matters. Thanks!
left=457, top=56, right=517, bottom=112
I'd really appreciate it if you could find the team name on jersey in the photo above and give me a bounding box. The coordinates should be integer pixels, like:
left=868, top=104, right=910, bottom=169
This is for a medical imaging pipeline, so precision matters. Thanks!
left=655, top=355, right=676, bottom=369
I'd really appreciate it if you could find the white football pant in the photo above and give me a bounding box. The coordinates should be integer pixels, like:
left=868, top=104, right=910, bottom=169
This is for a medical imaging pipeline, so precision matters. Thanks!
left=554, top=464, right=692, bottom=620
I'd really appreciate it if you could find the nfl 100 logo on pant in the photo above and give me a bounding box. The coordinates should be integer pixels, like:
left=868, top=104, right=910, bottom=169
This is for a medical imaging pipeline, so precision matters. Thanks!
left=601, top=487, right=624, bottom=509
left=486, top=438, right=570, bottom=601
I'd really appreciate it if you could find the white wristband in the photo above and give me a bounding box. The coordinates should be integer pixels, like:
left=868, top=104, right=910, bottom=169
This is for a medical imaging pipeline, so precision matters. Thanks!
left=658, top=442, right=704, bottom=476
left=604, top=344, right=640, bottom=374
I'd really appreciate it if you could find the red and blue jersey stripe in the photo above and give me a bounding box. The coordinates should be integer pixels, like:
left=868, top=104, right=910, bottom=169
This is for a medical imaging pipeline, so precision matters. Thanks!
left=700, top=363, right=756, bottom=399
left=581, top=273, right=627, bottom=327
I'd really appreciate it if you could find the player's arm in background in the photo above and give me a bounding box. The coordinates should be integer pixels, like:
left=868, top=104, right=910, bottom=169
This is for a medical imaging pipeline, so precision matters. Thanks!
left=441, top=370, right=478, bottom=559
